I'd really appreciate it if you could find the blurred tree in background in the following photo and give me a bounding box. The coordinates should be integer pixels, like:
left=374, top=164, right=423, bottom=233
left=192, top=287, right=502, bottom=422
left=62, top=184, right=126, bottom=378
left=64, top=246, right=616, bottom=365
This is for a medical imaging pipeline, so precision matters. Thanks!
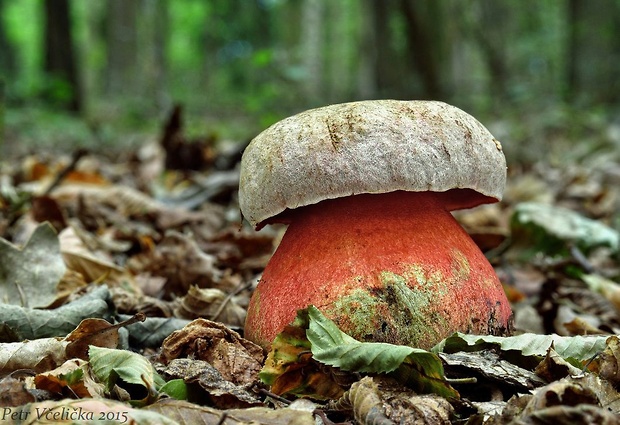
left=0, top=0, right=618, bottom=161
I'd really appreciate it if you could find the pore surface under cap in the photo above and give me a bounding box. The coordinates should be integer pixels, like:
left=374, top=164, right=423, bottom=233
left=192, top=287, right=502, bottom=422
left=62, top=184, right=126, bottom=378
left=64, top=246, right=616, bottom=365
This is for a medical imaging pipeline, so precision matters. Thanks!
left=239, top=100, right=506, bottom=228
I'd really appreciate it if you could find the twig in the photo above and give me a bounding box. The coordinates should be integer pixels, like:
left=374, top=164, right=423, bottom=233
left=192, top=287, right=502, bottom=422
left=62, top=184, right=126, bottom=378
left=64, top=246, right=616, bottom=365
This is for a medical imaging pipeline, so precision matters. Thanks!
left=314, top=408, right=353, bottom=425
left=43, top=148, right=88, bottom=195
left=445, top=376, right=478, bottom=385
left=210, top=280, right=253, bottom=322
left=569, top=244, right=595, bottom=274
left=257, top=388, right=291, bottom=405
left=215, top=412, right=227, bottom=425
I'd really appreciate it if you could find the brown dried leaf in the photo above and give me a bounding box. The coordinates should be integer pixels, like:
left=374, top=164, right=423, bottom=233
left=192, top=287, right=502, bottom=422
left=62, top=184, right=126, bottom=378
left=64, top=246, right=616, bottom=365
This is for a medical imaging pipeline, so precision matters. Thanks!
left=159, top=358, right=261, bottom=409
left=534, top=346, right=582, bottom=382
left=151, top=231, right=224, bottom=296
left=439, top=351, right=546, bottom=393
left=33, top=358, right=104, bottom=399
left=64, top=317, right=122, bottom=360
left=588, top=335, right=620, bottom=386
left=15, top=398, right=177, bottom=424
left=175, top=285, right=246, bottom=327
left=329, top=376, right=391, bottom=424
left=0, top=375, right=36, bottom=407
left=331, top=376, right=454, bottom=425
left=31, top=195, right=67, bottom=231
left=145, top=398, right=316, bottom=425
left=160, top=318, right=263, bottom=386
left=522, top=380, right=599, bottom=415
left=0, top=337, right=69, bottom=374
left=0, top=314, right=138, bottom=375
left=514, top=404, right=620, bottom=425
left=53, top=185, right=162, bottom=217
left=59, top=226, right=137, bottom=291
left=582, top=274, right=620, bottom=314
left=563, top=317, right=609, bottom=336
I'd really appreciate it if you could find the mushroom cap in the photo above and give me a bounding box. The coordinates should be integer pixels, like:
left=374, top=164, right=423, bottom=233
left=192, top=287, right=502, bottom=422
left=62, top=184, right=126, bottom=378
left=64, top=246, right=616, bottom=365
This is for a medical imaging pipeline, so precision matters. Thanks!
left=239, top=100, right=506, bottom=229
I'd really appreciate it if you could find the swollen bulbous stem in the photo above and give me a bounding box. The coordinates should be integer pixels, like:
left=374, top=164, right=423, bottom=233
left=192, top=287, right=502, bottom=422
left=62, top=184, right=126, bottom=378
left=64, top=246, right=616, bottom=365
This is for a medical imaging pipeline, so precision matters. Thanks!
left=244, top=191, right=512, bottom=349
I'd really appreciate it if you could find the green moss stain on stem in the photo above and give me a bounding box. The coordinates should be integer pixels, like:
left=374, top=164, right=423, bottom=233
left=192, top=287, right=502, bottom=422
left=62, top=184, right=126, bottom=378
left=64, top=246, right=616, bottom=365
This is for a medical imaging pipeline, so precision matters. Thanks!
left=323, top=250, right=476, bottom=348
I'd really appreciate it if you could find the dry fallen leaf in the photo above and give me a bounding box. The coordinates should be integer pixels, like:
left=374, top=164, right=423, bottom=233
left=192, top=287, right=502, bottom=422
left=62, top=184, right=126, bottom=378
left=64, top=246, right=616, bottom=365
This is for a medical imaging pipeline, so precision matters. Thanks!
left=160, top=318, right=263, bottom=386
left=59, top=226, right=138, bottom=291
left=0, top=222, right=65, bottom=308
left=34, top=358, right=104, bottom=399
left=0, top=314, right=139, bottom=374
left=144, top=397, right=316, bottom=425
left=174, top=285, right=246, bottom=327
left=158, top=358, right=262, bottom=409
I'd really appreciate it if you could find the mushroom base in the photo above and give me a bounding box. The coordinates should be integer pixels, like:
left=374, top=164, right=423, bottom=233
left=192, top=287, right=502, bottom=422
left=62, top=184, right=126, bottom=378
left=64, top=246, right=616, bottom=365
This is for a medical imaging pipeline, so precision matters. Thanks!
left=245, top=191, right=513, bottom=350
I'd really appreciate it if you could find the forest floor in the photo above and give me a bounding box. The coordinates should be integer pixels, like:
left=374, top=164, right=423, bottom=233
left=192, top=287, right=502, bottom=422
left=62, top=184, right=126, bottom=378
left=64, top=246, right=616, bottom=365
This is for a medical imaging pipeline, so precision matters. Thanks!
left=1, top=105, right=620, bottom=424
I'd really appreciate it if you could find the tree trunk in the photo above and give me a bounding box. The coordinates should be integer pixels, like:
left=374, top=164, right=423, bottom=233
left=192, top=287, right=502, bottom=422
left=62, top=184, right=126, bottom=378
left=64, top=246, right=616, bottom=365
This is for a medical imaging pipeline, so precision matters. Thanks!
left=43, top=0, right=81, bottom=112
left=399, top=0, right=443, bottom=99
left=301, top=0, right=325, bottom=102
left=356, top=0, right=378, bottom=99
left=143, top=0, right=169, bottom=112
left=371, top=0, right=392, bottom=96
left=566, top=0, right=620, bottom=104
left=105, top=0, right=139, bottom=96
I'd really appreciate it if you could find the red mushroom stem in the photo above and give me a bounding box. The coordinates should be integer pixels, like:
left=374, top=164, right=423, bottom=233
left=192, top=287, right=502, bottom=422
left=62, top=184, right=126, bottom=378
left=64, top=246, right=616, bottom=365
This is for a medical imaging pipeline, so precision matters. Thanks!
left=245, top=191, right=512, bottom=349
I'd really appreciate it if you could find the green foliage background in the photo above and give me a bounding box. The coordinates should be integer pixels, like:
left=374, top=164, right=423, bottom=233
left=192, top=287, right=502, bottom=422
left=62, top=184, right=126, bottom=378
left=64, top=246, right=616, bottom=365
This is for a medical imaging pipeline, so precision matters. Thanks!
left=1, top=0, right=619, bottom=159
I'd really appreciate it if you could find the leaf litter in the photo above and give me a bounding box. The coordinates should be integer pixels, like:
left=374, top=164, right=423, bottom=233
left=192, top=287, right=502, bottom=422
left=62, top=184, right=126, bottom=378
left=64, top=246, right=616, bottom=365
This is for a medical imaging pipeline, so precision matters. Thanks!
left=2, top=110, right=620, bottom=423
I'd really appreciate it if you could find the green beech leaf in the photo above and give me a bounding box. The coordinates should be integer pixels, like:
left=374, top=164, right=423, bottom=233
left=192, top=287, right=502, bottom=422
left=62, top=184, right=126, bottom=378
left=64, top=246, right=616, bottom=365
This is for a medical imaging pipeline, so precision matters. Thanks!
left=159, top=379, right=188, bottom=400
left=89, top=346, right=164, bottom=405
left=511, top=202, right=619, bottom=256
left=306, top=306, right=458, bottom=398
left=433, top=332, right=608, bottom=368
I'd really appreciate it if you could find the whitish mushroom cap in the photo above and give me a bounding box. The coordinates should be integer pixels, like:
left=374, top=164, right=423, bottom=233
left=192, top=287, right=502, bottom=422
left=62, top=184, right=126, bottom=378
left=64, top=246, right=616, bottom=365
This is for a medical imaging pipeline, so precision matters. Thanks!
left=239, top=100, right=506, bottom=228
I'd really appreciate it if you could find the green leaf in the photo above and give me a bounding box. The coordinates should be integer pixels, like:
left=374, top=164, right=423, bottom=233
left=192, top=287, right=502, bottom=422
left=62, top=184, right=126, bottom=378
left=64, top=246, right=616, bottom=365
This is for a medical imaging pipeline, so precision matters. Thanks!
left=159, top=379, right=188, bottom=400
left=433, top=332, right=608, bottom=368
left=306, top=306, right=458, bottom=398
left=0, top=222, right=65, bottom=308
left=88, top=346, right=162, bottom=405
left=511, top=202, right=619, bottom=256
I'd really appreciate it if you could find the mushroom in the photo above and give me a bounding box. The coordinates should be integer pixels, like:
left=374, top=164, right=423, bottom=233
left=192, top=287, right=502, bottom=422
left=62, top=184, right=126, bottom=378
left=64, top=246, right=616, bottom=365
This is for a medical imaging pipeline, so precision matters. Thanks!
left=239, top=100, right=513, bottom=350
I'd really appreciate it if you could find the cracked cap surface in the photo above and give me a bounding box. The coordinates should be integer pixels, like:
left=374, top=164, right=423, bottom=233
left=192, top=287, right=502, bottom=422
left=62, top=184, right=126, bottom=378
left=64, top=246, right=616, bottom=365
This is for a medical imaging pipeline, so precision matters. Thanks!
left=239, top=100, right=506, bottom=229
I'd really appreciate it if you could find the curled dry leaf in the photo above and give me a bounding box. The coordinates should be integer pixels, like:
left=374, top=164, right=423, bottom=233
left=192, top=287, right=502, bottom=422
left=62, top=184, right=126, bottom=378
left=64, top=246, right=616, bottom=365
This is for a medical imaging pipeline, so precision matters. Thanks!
left=582, top=274, right=620, bottom=314
left=59, top=226, right=138, bottom=291
left=160, top=318, right=264, bottom=386
left=65, top=313, right=145, bottom=360
left=329, top=376, right=393, bottom=425
left=522, top=380, right=599, bottom=416
left=34, top=358, right=104, bottom=399
left=159, top=358, right=261, bottom=409
left=174, top=285, right=246, bottom=327
left=330, top=376, right=454, bottom=425
left=534, top=346, right=583, bottom=382
left=588, top=335, right=620, bottom=386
